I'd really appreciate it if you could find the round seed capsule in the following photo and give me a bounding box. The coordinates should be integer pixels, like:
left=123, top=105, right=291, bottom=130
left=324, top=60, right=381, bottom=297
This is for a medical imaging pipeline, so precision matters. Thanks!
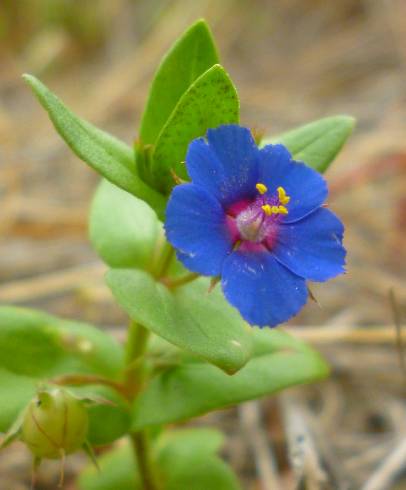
left=21, top=388, right=88, bottom=459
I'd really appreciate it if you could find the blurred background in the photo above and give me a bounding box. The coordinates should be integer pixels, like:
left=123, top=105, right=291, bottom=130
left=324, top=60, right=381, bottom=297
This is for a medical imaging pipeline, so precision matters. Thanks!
left=0, top=0, right=405, bottom=489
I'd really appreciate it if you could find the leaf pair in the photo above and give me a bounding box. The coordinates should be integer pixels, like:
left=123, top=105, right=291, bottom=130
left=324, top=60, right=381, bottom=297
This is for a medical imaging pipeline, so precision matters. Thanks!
left=24, top=20, right=239, bottom=218
left=24, top=18, right=354, bottom=215
left=0, top=303, right=326, bottom=444
left=137, top=19, right=238, bottom=192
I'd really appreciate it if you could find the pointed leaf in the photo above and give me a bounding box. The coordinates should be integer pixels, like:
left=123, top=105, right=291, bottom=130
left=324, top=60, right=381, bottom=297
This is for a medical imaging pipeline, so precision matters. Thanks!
left=82, top=440, right=99, bottom=471
left=151, top=64, right=239, bottom=192
left=139, top=19, right=219, bottom=146
left=131, top=329, right=329, bottom=430
left=23, top=74, right=166, bottom=218
left=106, top=269, right=253, bottom=374
left=89, top=179, right=161, bottom=269
left=262, top=115, right=355, bottom=173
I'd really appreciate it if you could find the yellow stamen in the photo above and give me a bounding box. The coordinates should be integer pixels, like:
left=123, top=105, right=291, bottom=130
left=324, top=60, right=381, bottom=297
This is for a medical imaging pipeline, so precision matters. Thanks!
left=262, top=204, right=289, bottom=216
left=277, top=186, right=290, bottom=205
left=260, top=187, right=290, bottom=217
left=256, top=183, right=268, bottom=195
left=261, top=204, right=272, bottom=216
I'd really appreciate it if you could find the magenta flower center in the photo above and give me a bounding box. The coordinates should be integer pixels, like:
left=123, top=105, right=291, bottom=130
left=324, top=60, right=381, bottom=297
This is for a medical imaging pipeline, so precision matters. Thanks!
left=227, top=184, right=290, bottom=248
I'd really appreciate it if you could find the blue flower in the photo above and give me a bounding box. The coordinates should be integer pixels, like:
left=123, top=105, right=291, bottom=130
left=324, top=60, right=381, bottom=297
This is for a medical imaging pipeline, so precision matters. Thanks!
left=165, top=125, right=346, bottom=327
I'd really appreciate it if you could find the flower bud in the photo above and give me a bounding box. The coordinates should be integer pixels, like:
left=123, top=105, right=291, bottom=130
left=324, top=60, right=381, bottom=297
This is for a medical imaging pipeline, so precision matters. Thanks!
left=21, top=388, right=88, bottom=459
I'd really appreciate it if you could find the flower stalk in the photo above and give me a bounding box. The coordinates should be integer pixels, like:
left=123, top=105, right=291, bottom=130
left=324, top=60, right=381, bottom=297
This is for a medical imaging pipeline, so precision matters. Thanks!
left=160, top=272, right=200, bottom=289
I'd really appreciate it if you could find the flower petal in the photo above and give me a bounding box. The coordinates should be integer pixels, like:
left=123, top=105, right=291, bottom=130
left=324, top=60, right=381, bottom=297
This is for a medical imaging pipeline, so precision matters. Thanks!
left=186, top=125, right=259, bottom=206
left=165, top=183, right=233, bottom=275
left=258, top=144, right=328, bottom=222
left=272, top=208, right=346, bottom=281
left=221, top=249, right=308, bottom=327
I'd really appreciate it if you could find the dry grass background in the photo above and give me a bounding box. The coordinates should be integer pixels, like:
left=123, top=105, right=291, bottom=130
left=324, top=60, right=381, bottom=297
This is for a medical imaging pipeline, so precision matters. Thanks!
left=0, top=0, right=405, bottom=489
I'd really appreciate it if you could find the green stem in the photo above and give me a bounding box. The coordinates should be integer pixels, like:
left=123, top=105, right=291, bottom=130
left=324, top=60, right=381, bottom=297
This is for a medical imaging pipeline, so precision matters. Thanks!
left=130, top=431, right=158, bottom=490
left=123, top=240, right=194, bottom=490
left=124, top=321, right=149, bottom=400
left=124, top=321, right=159, bottom=490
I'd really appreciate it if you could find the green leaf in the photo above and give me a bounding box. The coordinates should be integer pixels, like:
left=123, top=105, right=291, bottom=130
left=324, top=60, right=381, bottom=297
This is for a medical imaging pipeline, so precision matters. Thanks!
left=156, top=428, right=224, bottom=456
left=106, top=269, right=253, bottom=374
left=79, top=444, right=140, bottom=490
left=89, top=179, right=161, bottom=269
left=131, top=329, right=329, bottom=430
left=139, top=19, right=219, bottom=147
left=75, top=386, right=130, bottom=447
left=23, top=74, right=166, bottom=219
left=151, top=64, right=239, bottom=192
left=0, top=306, right=128, bottom=445
left=262, top=115, right=355, bottom=173
left=78, top=428, right=241, bottom=490
left=158, top=429, right=241, bottom=490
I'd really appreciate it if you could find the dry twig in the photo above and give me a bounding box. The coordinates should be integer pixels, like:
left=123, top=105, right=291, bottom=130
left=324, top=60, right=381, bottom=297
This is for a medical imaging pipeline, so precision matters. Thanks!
left=361, top=438, right=406, bottom=490
left=239, top=401, right=282, bottom=490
